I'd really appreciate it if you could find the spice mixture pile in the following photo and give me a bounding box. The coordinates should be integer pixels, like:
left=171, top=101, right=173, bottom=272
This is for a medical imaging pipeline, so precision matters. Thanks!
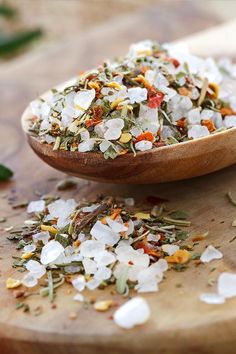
left=29, top=40, right=236, bottom=159
left=5, top=188, right=236, bottom=328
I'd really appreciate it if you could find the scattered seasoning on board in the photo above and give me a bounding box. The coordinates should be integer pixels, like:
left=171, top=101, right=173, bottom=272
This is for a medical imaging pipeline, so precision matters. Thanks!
left=28, top=40, right=236, bottom=159
left=3, top=188, right=236, bottom=327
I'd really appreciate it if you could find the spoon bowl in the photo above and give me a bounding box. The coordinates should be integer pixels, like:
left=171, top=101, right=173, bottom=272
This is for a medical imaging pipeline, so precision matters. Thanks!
left=21, top=86, right=236, bottom=184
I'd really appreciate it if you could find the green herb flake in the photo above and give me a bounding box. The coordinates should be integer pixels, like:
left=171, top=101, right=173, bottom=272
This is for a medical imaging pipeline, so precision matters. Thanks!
left=0, top=164, right=13, bottom=181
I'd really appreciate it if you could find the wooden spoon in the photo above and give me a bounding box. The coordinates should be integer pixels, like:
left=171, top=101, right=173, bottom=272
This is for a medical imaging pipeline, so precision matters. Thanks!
left=21, top=21, right=236, bottom=184
left=21, top=99, right=236, bottom=184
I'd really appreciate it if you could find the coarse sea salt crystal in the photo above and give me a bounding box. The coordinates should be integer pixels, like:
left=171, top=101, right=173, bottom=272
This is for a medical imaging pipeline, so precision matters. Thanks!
left=94, top=250, right=116, bottom=266
left=218, top=272, right=236, bottom=298
left=73, top=293, right=84, bottom=302
left=48, top=199, right=77, bottom=219
left=86, top=278, right=101, bottom=290
left=135, top=140, right=152, bottom=151
left=162, top=244, right=179, bottom=256
left=200, top=293, right=225, bottom=304
left=82, top=258, right=98, bottom=274
left=79, top=240, right=105, bottom=258
left=27, top=200, right=45, bottom=213
left=188, top=125, right=210, bottom=139
left=200, top=245, right=223, bottom=263
left=104, top=127, right=122, bottom=141
left=74, top=89, right=96, bottom=114
left=33, top=231, right=50, bottom=245
left=147, top=233, right=160, bottom=242
left=224, top=115, right=236, bottom=128
left=106, top=217, right=128, bottom=233
left=78, top=139, right=95, bottom=152
left=113, top=297, right=151, bottom=329
left=22, top=273, right=38, bottom=288
left=81, top=204, right=100, bottom=213
left=72, top=275, right=86, bottom=292
left=94, top=266, right=112, bottom=281
left=40, top=240, right=64, bottom=265
left=128, top=87, right=147, bottom=104
left=187, top=108, right=201, bottom=125
left=23, top=244, right=36, bottom=253
left=25, top=260, right=46, bottom=279
left=90, top=220, right=120, bottom=246
left=99, top=140, right=111, bottom=153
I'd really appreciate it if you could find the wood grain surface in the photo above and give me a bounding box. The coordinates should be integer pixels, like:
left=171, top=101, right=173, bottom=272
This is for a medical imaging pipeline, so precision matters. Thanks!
left=1, top=3, right=236, bottom=354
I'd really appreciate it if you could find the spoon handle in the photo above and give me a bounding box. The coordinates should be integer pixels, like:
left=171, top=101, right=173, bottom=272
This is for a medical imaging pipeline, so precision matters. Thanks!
left=174, top=19, right=236, bottom=57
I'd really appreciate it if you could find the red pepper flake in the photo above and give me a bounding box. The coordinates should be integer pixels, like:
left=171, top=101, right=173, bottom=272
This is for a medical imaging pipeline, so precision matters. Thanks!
left=135, top=241, right=161, bottom=257
left=176, top=118, right=186, bottom=129
left=146, top=195, right=169, bottom=205
left=128, top=260, right=134, bottom=265
left=136, top=132, right=154, bottom=142
left=51, top=303, right=57, bottom=309
left=148, top=91, right=164, bottom=108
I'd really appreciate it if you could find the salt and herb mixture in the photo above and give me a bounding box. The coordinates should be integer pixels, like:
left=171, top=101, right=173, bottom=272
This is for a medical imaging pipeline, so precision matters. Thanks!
left=5, top=189, right=236, bottom=328
left=29, top=40, right=236, bottom=159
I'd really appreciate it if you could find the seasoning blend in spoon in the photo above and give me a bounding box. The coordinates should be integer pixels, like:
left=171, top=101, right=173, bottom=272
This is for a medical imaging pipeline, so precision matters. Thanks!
left=22, top=40, right=236, bottom=183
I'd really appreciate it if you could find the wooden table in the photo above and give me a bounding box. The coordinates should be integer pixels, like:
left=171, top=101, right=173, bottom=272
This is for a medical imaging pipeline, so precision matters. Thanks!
left=1, top=4, right=236, bottom=354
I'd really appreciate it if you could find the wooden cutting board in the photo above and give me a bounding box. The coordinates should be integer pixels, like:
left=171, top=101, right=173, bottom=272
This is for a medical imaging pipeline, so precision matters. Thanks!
left=1, top=4, right=236, bottom=353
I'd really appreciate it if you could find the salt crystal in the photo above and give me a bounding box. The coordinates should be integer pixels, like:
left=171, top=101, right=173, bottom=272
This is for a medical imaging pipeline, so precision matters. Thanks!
left=113, top=297, right=151, bottom=329
left=135, top=140, right=152, bottom=151
left=94, top=250, right=116, bottom=266
left=162, top=244, right=179, bottom=256
left=81, top=204, right=100, bottom=213
left=27, top=200, right=45, bottom=213
left=86, top=278, right=101, bottom=290
left=22, top=273, right=38, bottom=288
left=82, top=258, right=98, bottom=274
left=40, top=240, right=64, bottom=265
left=72, top=275, right=86, bottom=292
left=33, top=231, right=50, bottom=244
left=147, top=233, right=160, bottom=242
left=94, top=266, right=112, bottom=280
left=106, top=217, right=128, bottom=233
left=78, top=139, right=95, bottom=152
left=23, top=244, right=36, bottom=253
left=79, top=240, right=105, bottom=258
left=90, top=220, right=120, bottom=246
left=25, top=260, right=46, bottom=279
left=73, top=293, right=84, bottom=302
left=128, top=87, right=147, bottom=104
left=74, top=89, right=95, bottom=114
left=48, top=199, right=77, bottom=219
left=188, top=125, right=210, bottom=139
left=104, top=127, right=122, bottom=141
left=187, top=108, right=201, bottom=125
left=99, top=140, right=111, bottom=153
left=200, top=293, right=225, bottom=304
left=218, top=272, right=236, bottom=298
left=200, top=245, right=223, bottom=263
left=105, top=118, right=124, bottom=130
left=224, top=115, right=236, bottom=128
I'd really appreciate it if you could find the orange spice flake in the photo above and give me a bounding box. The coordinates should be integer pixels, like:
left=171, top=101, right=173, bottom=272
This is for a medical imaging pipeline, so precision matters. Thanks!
left=201, top=119, right=216, bottom=132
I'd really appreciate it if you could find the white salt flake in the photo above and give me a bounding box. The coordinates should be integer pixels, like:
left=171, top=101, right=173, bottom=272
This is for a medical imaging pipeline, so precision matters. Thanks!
left=94, top=266, right=112, bottom=280
left=187, top=108, right=201, bottom=125
left=48, top=199, right=77, bottom=219
left=94, top=250, right=116, bottom=266
left=113, top=297, right=151, bottom=329
left=23, top=244, right=36, bottom=253
left=73, top=293, right=84, bottom=302
left=79, top=240, right=105, bottom=258
left=218, top=272, right=236, bottom=298
left=90, top=220, right=120, bottom=246
left=82, top=258, right=98, bottom=274
left=27, top=200, right=45, bottom=213
left=188, top=125, right=210, bottom=139
left=78, top=139, right=95, bottom=152
left=33, top=231, right=50, bottom=245
left=135, top=140, right=152, bottom=151
left=200, top=293, right=225, bottom=304
left=25, top=260, right=46, bottom=279
left=74, top=89, right=95, bottom=115
left=86, top=278, right=101, bottom=290
left=162, top=244, right=179, bottom=256
left=128, top=87, right=147, bottom=104
left=40, top=240, right=64, bottom=265
left=200, top=245, right=223, bottom=263
left=81, top=204, right=100, bottom=213
left=22, top=273, right=38, bottom=288
left=72, top=275, right=86, bottom=292
left=106, top=217, right=128, bottom=233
